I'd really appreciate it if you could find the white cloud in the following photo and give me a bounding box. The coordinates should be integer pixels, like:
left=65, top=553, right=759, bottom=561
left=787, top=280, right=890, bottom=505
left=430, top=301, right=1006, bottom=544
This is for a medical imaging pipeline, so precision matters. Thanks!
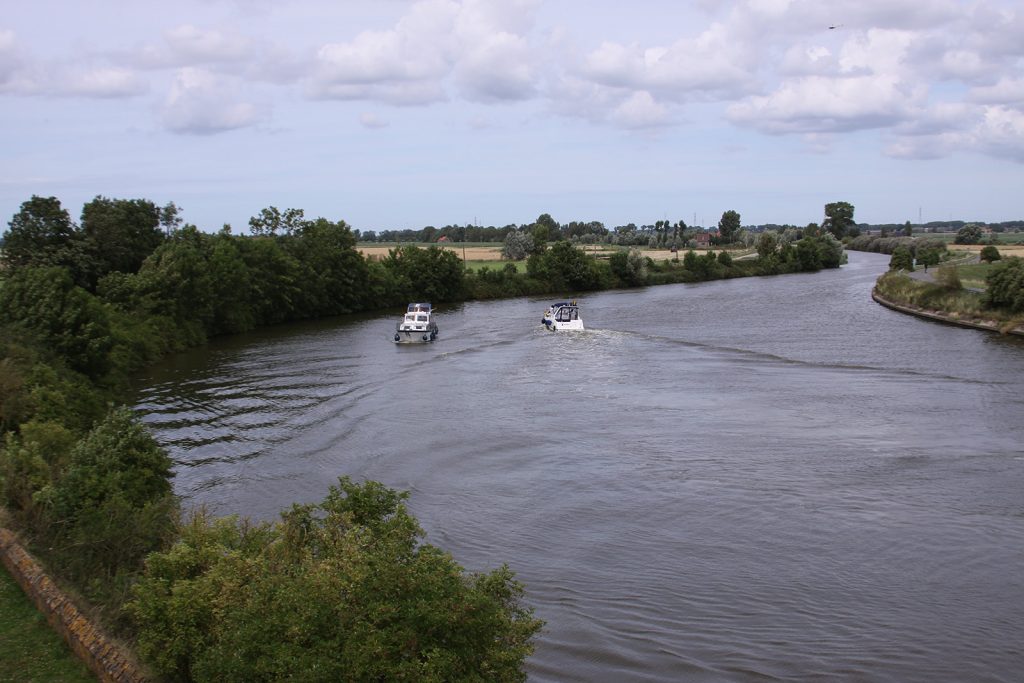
left=609, top=91, right=669, bottom=129
left=727, top=74, right=924, bottom=134
left=63, top=66, right=147, bottom=98
left=309, top=0, right=458, bottom=105
left=455, top=31, right=535, bottom=102
left=970, top=78, right=1024, bottom=106
left=161, top=67, right=263, bottom=134
left=579, top=23, right=755, bottom=100
left=974, top=105, right=1024, bottom=162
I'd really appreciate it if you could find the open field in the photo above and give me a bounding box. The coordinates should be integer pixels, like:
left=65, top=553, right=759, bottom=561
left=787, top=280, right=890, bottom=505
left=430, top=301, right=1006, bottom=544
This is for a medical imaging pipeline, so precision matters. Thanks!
left=356, top=243, right=743, bottom=264
left=949, top=244, right=1024, bottom=257
left=920, top=232, right=1024, bottom=245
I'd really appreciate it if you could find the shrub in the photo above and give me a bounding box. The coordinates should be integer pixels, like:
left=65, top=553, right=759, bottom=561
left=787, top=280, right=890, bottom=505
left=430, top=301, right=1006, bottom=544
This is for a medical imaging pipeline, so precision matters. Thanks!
left=984, top=257, right=1024, bottom=312
left=980, top=245, right=1001, bottom=263
left=130, top=477, right=543, bottom=683
left=36, top=408, right=177, bottom=602
left=889, top=246, right=914, bottom=272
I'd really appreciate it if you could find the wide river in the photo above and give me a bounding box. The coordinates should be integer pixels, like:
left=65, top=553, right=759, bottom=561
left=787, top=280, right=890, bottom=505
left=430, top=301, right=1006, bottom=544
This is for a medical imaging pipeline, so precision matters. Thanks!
left=134, top=251, right=1024, bottom=682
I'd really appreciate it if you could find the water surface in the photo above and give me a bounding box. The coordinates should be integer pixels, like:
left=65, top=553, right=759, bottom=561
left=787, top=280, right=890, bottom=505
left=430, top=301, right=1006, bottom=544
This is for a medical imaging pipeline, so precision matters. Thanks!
left=135, top=251, right=1024, bottom=682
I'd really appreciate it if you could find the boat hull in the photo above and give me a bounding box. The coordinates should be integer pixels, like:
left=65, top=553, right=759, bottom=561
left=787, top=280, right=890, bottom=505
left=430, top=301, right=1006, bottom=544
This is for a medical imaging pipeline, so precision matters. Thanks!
left=394, top=327, right=438, bottom=343
left=543, top=319, right=585, bottom=331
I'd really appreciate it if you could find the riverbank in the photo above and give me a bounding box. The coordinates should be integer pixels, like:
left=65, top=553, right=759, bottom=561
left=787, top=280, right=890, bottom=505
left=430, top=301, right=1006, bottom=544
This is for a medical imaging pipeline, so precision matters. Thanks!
left=872, top=288, right=1024, bottom=336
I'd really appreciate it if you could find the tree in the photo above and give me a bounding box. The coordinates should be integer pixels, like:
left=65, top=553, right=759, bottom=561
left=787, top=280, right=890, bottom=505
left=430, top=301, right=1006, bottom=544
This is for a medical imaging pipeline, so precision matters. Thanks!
left=718, top=210, right=741, bottom=244
left=80, top=196, right=165, bottom=285
left=533, top=241, right=602, bottom=291
left=954, top=225, right=984, bottom=245
left=889, top=245, right=914, bottom=272
left=980, top=245, right=1001, bottom=263
left=983, top=257, right=1024, bottom=312
left=249, top=206, right=306, bottom=236
left=903, top=221, right=913, bottom=237
left=130, top=477, right=542, bottom=682
left=917, top=248, right=941, bottom=271
left=384, top=245, right=465, bottom=303
left=38, top=408, right=176, bottom=589
left=159, top=202, right=183, bottom=234
left=609, top=248, right=648, bottom=286
left=756, top=231, right=779, bottom=259
left=283, top=218, right=368, bottom=317
left=501, top=230, right=534, bottom=260
left=795, top=237, right=822, bottom=271
left=0, top=267, right=113, bottom=378
left=823, top=201, right=856, bottom=240
left=2, top=195, right=81, bottom=272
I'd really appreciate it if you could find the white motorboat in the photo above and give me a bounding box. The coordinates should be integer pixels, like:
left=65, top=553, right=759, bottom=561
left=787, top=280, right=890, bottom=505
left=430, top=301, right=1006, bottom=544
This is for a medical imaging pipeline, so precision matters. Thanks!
left=542, top=301, right=584, bottom=331
left=394, top=302, right=439, bottom=343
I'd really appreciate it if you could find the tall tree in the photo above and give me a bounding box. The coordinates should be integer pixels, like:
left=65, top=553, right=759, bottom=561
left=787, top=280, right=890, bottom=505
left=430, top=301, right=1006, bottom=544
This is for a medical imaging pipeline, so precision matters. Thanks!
left=2, top=195, right=80, bottom=271
left=248, top=206, right=306, bottom=236
left=718, top=210, right=741, bottom=244
left=823, top=201, right=856, bottom=240
left=80, top=196, right=164, bottom=285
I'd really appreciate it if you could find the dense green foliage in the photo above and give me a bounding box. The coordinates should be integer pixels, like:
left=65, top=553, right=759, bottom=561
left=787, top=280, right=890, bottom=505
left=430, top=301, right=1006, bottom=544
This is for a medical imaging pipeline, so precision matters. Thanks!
left=955, top=225, right=985, bottom=244
left=980, top=245, right=1001, bottom=263
left=846, top=234, right=949, bottom=260
left=984, top=257, right=1024, bottom=313
left=889, top=246, right=914, bottom=271
left=823, top=202, right=857, bottom=239
left=130, top=477, right=542, bottom=683
left=718, top=210, right=741, bottom=244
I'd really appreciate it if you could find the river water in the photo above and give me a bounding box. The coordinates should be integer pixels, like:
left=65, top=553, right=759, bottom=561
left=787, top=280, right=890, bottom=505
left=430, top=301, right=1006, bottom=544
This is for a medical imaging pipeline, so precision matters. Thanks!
left=134, top=251, right=1024, bottom=682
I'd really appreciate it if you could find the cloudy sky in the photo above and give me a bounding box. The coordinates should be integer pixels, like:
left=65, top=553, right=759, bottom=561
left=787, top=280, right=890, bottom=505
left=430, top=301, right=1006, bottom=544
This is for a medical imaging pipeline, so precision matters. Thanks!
left=2, top=0, right=1022, bottom=233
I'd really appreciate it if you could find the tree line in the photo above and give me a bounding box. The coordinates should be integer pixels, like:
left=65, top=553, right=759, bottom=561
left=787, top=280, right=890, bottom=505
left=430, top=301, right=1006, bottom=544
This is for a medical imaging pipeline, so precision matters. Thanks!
left=0, top=193, right=849, bottom=680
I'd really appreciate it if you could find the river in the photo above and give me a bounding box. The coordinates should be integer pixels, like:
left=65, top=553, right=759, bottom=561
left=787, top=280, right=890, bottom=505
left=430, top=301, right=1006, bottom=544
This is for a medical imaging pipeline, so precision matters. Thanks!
left=134, top=251, right=1024, bottom=682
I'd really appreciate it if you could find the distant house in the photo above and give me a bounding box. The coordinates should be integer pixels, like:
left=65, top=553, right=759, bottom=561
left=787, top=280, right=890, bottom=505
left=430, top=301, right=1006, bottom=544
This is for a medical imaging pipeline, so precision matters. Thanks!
left=437, top=235, right=450, bottom=243
left=693, top=231, right=716, bottom=246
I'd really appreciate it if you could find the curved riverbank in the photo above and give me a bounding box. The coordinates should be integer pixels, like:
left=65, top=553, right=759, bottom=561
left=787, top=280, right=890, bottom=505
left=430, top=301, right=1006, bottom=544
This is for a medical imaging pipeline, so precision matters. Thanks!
left=872, top=288, right=1024, bottom=336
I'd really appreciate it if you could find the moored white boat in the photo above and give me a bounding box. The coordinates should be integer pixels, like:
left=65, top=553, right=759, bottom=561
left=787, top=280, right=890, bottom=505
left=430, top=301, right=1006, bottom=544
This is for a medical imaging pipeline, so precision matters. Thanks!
left=542, top=301, right=584, bottom=331
left=394, top=302, right=439, bottom=343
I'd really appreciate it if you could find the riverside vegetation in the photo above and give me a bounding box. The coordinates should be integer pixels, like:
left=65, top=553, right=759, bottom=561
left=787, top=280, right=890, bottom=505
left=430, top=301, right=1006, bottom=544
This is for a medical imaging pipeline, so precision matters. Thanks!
left=870, top=238, right=1024, bottom=333
left=0, top=195, right=846, bottom=681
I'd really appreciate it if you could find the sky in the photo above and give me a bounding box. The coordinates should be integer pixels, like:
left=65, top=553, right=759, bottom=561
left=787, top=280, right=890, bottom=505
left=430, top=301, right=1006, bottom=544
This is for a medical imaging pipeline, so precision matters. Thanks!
left=1, top=0, right=1022, bottom=233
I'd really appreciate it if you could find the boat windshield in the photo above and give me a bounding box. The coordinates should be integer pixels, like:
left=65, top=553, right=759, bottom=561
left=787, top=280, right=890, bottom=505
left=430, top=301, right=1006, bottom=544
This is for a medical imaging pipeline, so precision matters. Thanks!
left=556, top=307, right=578, bottom=322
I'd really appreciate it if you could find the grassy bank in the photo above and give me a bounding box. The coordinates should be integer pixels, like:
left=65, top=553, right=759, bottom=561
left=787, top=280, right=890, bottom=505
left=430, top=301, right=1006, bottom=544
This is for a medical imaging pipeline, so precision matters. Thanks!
left=873, top=271, right=1024, bottom=333
left=0, top=567, right=95, bottom=682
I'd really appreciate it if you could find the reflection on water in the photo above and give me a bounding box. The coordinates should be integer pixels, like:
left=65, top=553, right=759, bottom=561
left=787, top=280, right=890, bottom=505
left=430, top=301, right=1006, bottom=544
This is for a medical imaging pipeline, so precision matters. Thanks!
left=135, top=252, right=1024, bottom=682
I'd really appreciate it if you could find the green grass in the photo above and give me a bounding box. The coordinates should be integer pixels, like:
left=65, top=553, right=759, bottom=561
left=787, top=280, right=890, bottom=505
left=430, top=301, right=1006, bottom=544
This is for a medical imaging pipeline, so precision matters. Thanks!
left=956, top=262, right=996, bottom=290
left=0, top=567, right=95, bottom=682
left=916, top=232, right=1024, bottom=245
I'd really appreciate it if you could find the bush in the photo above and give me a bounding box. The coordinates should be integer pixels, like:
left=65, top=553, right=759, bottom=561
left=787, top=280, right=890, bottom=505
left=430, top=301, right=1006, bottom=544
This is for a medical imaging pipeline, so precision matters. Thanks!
left=130, top=477, right=542, bottom=683
left=984, top=257, right=1024, bottom=312
left=980, top=245, right=1002, bottom=263
left=37, top=409, right=177, bottom=598
left=890, top=246, right=914, bottom=272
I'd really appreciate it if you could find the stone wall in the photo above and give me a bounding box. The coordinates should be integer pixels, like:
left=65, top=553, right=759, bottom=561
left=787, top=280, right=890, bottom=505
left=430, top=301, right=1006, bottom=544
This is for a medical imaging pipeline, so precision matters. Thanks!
left=0, top=527, right=150, bottom=683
